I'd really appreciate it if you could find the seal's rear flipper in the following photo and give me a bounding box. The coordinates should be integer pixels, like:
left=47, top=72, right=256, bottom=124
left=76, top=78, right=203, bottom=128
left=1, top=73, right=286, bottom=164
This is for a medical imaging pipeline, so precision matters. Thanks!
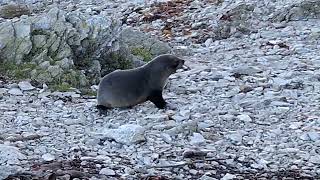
left=96, top=105, right=110, bottom=116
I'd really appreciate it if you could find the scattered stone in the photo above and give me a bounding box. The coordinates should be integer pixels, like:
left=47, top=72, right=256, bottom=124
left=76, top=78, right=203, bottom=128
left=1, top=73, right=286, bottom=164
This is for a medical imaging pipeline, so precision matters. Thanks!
left=8, top=88, right=23, bottom=96
left=190, top=133, right=206, bottom=146
left=99, top=168, right=116, bottom=176
left=221, top=173, right=236, bottom=180
left=41, top=153, right=55, bottom=162
left=0, top=0, right=319, bottom=179
left=18, top=81, right=35, bottom=91
left=98, top=124, right=145, bottom=145
left=237, top=114, right=252, bottom=122
left=226, top=133, right=243, bottom=145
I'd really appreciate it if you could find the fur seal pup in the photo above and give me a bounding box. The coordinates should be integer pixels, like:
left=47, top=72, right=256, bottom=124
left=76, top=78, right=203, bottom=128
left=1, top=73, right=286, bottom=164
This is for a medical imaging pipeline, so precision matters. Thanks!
left=96, top=54, right=185, bottom=110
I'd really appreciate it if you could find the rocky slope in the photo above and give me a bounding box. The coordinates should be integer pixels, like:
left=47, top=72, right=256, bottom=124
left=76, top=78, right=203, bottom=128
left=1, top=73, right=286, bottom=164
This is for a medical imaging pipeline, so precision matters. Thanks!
left=1, top=0, right=320, bottom=179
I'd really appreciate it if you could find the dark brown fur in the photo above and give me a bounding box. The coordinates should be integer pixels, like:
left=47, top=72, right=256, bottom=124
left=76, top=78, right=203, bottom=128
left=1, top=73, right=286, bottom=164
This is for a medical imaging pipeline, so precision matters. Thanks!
left=97, top=54, right=185, bottom=110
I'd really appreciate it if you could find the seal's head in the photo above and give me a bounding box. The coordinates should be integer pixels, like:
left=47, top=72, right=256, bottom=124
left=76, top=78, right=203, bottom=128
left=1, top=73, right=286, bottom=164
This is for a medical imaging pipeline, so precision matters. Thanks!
left=149, top=54, right=185, bottom=74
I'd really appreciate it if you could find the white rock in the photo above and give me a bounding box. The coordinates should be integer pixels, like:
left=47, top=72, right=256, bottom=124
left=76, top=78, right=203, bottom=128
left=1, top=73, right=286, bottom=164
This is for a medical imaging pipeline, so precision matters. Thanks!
left=307, top=132, right=320, bottom=141
left=8, top=88, right=23, bottom=96
left=309, top=155, right=320, bottom=164
left=204, top=38, right=213, bottom=47
left=18, top=81, right=35, bottom=91
left=200, top=174, right=217, bottom=180
left=221, top=173, right=236, bottom=180
left=161, top=133, right=172, bottom=143
left=0, top=145, right=26, bottom=164
left=300, top=132, right=320, bottom=141
left=144, top=114, right=168, bottom=121
left=42, top=153, right=55, bottom=161
left=99, top=168, right=115, bottom=175
left=289, top=122, right=303, bottom=130
left=0, top=88, right=7, bottom=95
left=227, top=133, right=243, bottom=144
left=237, top=114, right=252, bottom=122
left=98, top=124, right=145, bottom=145
left=190, top=133, right=206, bottom=145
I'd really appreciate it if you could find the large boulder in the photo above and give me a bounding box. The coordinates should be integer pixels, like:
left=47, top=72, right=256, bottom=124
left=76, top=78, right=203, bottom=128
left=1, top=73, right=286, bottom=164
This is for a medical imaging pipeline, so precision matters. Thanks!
left=0, top=6, right=171, bottom=90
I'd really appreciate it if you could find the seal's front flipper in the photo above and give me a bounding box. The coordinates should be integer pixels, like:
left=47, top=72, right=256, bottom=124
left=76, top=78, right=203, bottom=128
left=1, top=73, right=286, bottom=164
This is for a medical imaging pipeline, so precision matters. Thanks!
left=96, top=105, right=110, bottom=115
left=148, top=90, right=167, bottom=109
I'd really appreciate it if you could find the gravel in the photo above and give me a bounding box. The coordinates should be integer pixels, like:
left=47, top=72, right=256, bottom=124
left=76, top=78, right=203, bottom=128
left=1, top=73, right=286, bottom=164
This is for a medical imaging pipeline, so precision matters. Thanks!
left=1, top=0, right=320, bottom=179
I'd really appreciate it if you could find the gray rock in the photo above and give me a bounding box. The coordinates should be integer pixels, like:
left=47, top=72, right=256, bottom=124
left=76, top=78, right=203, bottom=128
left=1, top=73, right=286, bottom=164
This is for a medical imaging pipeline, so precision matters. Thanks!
left=307, top=132, right=320, bottom=141
left=18, top=81, right=35, bottom=91
left=0, top=144, right=26, bottom=164
left=144, top=114, right=169, bottom=122
left=226, top=133, right=243, bottom=144
left=0, top=166, right=22, bottom=180
left=99, top=124, right=145, bottom=145
left=271, top=1, right=320, bottom=22
left=221, top=173, right=236, bottom=180
left=232, top=66, right=262, bottom=76
left=309, top=155, right=320, bottom=165
left=289, top=122, right=303, bottom=130
left=41, top=153, right=55, bottom=161
left=99, top=168, right=116, bottom=175
left=199, top=174, right=217, bottom=180
left=190, top=133, right=206, bottom=146
left=119, top=27, right=171, bottom=58
left=237, top=114, right=252, bottom=122
left=8, top=88, right=23, bottom=96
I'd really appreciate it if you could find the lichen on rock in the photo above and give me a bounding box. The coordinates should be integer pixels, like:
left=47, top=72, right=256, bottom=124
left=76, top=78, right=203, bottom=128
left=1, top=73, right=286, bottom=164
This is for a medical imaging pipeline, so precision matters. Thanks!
left=0, top=6, right=171, bottom=91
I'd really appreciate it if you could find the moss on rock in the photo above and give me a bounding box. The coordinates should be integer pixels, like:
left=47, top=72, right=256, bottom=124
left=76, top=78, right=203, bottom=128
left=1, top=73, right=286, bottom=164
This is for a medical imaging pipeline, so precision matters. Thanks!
left=0, top=62, right=37, bottom=79
left=131, top=47, right=153, bottom=62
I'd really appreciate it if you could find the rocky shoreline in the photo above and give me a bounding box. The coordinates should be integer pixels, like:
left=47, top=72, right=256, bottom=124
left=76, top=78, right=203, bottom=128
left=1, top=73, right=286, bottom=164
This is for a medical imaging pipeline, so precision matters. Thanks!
left=1, top=0, right=320, bottom=179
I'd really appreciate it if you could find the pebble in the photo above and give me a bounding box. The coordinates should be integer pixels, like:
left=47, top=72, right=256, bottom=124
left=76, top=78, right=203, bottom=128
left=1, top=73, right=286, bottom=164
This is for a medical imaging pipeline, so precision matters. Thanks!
left=226, top=133, right=243, bottom=144
left=221, top=173, right=236, bottom=180
left=99, top=168, right=116, bottom=176
left=237, top=114, right=252, bottom=122
left=41, top=153, right=55, bottom=161
left=190, top=133, right=206, bottom=146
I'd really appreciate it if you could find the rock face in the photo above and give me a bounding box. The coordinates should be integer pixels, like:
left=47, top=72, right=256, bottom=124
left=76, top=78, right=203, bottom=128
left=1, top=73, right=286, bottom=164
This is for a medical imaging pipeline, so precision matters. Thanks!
left=0, top=6, right=171, bottom=90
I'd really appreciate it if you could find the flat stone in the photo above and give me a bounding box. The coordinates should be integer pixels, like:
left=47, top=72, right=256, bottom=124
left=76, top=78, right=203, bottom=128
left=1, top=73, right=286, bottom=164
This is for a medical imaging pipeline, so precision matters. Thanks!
left=99, top=168, right=116, bottom=175
left=309, top=155, right=320, bottom=164
left=226, top=133, right=243, bottom=144
left=190, top=133, right=206, bottom=145
left=144, top=114, right=169, bottom=121
left=221, top=173, right=236, bottom=180
left=289, top=122, right=303, bottom=130
left=8, top=88, right=23, bottom=96
left=307, top=132, right=320, bottom=141
left=18, top=81, right=35, bottom=91
left=237, top=114, right=252, bottom=122
left=98, top=124, right=145, bottom=145
left=42, top=153, right=55, bottom=161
